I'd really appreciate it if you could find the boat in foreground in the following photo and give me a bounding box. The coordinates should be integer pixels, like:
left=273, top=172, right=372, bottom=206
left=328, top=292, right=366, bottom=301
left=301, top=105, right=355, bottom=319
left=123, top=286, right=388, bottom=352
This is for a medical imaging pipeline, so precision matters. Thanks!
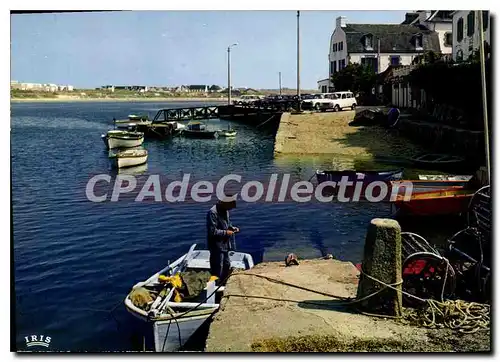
left=124, top=244, right=254, bottom=352
left=101, top=130, right=144, bottom=149
left=112, top=148, right=148, bottom=168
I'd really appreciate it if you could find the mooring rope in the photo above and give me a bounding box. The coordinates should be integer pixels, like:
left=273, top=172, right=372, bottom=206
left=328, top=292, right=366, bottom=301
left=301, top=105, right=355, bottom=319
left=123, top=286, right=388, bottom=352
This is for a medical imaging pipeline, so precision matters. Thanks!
left=230, top=270, right=490, bottom=334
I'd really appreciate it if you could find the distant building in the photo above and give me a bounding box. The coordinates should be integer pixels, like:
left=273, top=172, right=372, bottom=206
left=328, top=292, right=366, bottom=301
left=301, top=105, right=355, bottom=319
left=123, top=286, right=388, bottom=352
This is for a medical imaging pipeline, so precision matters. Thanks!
left=451, top=11, right=490, bottom=61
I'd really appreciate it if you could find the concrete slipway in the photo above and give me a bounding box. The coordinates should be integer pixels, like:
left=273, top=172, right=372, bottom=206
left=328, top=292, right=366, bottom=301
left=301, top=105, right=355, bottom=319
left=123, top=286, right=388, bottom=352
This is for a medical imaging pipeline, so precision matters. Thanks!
left=204, top=259, right=490, bottom=352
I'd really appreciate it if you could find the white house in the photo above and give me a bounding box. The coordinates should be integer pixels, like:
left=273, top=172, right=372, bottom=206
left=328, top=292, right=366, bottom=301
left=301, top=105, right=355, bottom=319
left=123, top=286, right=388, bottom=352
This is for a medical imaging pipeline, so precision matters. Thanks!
left=318, top=15, right=441, bottom=92
left=402, top=11, right=453, bottom=56
left=451, top=11, right=490, bottom=61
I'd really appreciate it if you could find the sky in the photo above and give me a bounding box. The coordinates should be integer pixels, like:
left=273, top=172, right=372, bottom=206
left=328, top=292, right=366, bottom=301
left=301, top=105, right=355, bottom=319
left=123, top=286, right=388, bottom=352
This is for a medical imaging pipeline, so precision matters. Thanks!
left=10, top=10, right=408, bottom=89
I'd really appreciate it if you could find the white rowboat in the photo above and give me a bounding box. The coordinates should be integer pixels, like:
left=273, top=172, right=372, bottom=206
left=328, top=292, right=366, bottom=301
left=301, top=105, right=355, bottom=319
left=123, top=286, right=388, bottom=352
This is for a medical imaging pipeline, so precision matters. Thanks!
left=102, top=130, right=144, bottom=149
left=113, top=149, right=148, bottom=168
left=124, top=244, right=254, bottom=352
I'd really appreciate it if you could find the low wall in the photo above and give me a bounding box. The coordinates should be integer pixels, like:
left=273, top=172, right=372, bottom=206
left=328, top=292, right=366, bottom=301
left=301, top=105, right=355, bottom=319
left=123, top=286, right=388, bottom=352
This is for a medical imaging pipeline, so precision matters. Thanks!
left=397, top=118, right=485, bottom=161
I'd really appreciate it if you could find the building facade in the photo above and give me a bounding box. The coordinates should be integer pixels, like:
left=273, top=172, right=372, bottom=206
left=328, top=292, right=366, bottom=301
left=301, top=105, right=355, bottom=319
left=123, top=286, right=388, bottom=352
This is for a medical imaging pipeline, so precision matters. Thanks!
left=452, top=11, right=490, bottom=61
left=318, top=15, right=442, bottom=92
left=402, top=11, right=453, bottom=56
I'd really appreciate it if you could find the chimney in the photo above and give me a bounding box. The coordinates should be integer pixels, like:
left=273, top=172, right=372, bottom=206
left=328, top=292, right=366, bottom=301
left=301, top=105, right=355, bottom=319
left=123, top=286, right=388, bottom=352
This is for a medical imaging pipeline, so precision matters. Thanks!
left=336, top=16, right=347, bottom=29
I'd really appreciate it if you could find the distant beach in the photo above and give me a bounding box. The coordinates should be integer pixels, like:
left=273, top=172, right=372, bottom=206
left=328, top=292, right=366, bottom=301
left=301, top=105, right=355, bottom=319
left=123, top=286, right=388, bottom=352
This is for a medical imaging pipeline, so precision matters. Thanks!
left=10, top=96, right=228, bottom=103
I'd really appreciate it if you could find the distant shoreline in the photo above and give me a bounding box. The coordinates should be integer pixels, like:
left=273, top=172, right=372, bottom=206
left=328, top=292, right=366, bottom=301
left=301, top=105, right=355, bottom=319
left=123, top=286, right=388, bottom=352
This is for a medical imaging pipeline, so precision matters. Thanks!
left=10, top=97, right=229, bottom=103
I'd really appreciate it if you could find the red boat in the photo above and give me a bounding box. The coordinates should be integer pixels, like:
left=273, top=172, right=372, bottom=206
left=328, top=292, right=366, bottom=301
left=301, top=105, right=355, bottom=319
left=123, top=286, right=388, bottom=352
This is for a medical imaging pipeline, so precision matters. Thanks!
left=394, top=187, right=474, bottom=216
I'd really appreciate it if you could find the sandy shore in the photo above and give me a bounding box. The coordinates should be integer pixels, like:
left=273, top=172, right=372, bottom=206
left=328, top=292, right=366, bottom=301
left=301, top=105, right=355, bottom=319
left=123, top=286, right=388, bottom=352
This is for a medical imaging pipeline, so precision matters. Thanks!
left=10, top=97, right=228, bottom=103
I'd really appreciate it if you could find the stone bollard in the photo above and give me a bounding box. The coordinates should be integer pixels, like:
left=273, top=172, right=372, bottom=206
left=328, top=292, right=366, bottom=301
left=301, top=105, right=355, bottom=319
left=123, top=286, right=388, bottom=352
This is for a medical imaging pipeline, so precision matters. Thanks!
left=356, top=218, right=403, bottom=317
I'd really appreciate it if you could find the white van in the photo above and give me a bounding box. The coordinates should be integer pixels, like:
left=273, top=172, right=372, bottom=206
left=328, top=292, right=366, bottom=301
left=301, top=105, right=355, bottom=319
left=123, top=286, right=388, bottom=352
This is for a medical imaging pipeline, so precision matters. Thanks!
left=319, top=91, right=357, bottom=111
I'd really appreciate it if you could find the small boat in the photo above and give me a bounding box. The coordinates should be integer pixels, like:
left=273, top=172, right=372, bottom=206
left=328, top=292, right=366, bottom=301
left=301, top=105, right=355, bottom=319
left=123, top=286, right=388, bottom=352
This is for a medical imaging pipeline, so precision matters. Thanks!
left=114, top=115, right=152, bottom=128
left=112, top=148, right=148, bottom=168
left=391, top=179, right=471, bottom=193
left=315, top=168, right=404, bottom=184
left=394, top=187, right=475, bottom=217
left=410, top=153, right=466, bottom=171
left=101, top=130, right=144, bottom=149
left=418, top=174, right=473, bottom=182
left=217, top=129, right=237, bottom=138
left=181, top=122, right=218, bottom=139
left=124, top=244, right=254, bottom=352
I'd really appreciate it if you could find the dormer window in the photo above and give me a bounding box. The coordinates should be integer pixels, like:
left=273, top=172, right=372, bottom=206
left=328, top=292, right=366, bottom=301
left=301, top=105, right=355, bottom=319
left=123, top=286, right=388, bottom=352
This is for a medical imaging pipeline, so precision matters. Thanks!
left=363, top=34, right=373, bottom=50
left=414, top=34, right=423, bottom=50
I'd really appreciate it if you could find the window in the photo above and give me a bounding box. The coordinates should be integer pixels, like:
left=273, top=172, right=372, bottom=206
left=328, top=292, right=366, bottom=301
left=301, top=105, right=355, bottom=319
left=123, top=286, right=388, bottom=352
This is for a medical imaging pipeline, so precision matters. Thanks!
left=361, top=57, right=377, bottom=73
left=333, top=61, right=337, bottom=73
left=483, top=11, right=489, bottom=31
left=330, top=61, right=335, bottom=74
left=341, top=93, right=347, bottom=99
left=339, top=41, right=343, bottom=51
left=333, top=43, right=337, bottom=52
left=338, top=59, right=342, bottom=70
left=457, top=17, right=464, bottom=42
left=414, top=34, right=423, bottom=49
left=390, top=56, right=400, bottom=66
left=467, top=11, right=475, bottom=37
left=364, top=34, right=373, bottom=49
left=321, top=85, right=327, bottom=93
left=444, top=32, right=452, bottom=46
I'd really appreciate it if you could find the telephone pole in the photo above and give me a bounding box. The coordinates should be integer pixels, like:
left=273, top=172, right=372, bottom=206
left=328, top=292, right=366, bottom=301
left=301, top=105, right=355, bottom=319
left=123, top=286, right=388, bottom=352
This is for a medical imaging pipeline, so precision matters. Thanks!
left=296, top=10, right=301, bottom=110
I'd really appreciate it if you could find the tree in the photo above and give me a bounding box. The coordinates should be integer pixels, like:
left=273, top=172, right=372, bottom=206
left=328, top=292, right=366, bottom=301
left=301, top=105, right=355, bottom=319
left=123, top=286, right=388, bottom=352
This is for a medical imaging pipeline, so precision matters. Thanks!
left=331, top=63, right=376, bottom=95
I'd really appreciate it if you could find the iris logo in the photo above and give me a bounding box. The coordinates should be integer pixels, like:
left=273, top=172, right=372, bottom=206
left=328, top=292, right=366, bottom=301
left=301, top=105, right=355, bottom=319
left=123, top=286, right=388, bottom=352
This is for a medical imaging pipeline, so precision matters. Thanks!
left=24, top=335, right=51, bottom=348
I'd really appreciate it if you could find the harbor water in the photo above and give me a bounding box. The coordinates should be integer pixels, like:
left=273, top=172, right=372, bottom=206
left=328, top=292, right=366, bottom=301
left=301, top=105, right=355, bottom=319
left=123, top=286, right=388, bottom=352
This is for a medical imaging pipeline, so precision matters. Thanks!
left=11, top=101, right=454, bottom=351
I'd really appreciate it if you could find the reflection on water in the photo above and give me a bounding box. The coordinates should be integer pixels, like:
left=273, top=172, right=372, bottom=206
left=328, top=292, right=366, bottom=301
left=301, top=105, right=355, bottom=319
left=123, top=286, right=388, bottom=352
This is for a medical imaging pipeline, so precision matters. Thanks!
left=11, top=101, right=463, bottom=352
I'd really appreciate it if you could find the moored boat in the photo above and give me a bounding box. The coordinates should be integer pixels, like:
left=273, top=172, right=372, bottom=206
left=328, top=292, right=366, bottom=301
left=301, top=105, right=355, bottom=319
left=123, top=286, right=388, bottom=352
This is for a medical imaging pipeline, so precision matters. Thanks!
left=394, top=187, right=475, bottom=216
left=217, top=129, right=237, bottom=138
left=114, top=115, right=152, bottom=128
left=409, top=153, right=466, bottom=171
left=315, top=168, right=404, bottom=184
left=418, top=174, right=473, bottom=181
left=112, top=148, right=148, bottom=168
left=181, top=122, right=218, bottom=139
left=124, top=244, right=254, bottom=352
left=102, top=130, right=144, bottom=149
left=390, top=179, right=471, bottom=193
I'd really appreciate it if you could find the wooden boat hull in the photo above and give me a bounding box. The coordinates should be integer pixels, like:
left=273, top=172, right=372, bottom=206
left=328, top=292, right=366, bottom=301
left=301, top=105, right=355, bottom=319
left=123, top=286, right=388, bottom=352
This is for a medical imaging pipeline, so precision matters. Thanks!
left=107, top=135, right=144, bottom=149
left=316, top=169, right=403, bottom=184
left=394, top=188, right=474, bottom=216
left=181, top=130, right=218, bottom=139
left=391, top=180, right=470, bottom=193
left=113, top=149, right=148, bottom=168
left=124, top=245, right=254, bottom=352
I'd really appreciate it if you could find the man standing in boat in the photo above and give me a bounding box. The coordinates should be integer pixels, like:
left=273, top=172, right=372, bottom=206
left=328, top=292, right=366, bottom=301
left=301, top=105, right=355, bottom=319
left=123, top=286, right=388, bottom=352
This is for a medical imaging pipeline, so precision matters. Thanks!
left=207, top=196, right=239, bottom=283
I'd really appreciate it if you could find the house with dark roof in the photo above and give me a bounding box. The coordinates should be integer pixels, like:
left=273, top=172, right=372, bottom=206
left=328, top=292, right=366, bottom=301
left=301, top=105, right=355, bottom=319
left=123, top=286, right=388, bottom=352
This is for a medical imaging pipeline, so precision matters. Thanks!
left=451, top=11, right=490, bottom=62
left=401, top=11, right=453, bottom=56
left=318, top=15, right=441, bottom=92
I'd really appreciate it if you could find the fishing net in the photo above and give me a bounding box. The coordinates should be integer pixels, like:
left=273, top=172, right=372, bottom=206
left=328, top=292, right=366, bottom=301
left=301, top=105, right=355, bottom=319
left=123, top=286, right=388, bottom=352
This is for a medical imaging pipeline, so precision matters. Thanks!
left=129, top=287, right=153, bottom=309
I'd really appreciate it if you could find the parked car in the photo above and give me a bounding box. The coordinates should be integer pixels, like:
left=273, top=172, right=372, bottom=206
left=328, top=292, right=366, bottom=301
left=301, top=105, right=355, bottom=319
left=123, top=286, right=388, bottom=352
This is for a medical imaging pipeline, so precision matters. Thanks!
left=318, top=91, right=357, bottom=112
left=301, top=93, right=333, bottom=110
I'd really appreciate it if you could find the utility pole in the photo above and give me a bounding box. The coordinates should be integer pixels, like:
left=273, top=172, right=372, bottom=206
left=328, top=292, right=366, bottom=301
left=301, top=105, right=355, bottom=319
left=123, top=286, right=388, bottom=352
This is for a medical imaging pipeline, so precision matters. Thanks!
left=296, top=10, right=301, bottom=110
left=477, top=10, right=490, bottom=183
left=377, top=38, right=381, bottom=74
left=227, top=43, right=238, bottom=105
left=279, top=71, right=282, bottom=95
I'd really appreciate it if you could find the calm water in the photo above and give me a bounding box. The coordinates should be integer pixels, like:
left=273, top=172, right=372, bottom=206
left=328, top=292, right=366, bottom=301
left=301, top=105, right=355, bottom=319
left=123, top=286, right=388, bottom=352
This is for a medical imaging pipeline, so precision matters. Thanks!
left=12, top=101, right=403, bottom=351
